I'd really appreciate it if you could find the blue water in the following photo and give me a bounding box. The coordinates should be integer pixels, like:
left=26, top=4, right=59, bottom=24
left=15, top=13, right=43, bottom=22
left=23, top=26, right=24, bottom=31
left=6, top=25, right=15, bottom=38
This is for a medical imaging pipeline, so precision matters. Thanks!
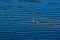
left=0, top=0, right=60, bottom=40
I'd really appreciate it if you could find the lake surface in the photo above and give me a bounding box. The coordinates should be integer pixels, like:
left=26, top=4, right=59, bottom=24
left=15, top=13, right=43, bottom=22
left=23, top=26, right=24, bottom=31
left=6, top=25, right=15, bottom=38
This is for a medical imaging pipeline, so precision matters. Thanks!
left=0, top=0, right=60, bottom=40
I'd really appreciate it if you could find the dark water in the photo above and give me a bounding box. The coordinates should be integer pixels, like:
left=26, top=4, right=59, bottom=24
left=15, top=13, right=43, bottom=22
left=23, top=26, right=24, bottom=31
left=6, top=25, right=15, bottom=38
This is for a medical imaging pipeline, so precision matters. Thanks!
left=0, top=0, right=60, bottom=40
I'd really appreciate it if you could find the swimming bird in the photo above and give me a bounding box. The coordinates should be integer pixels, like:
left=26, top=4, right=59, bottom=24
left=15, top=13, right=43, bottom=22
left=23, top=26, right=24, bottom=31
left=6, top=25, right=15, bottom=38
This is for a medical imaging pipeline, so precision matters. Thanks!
left=32, top=20, right=39, bottom=24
